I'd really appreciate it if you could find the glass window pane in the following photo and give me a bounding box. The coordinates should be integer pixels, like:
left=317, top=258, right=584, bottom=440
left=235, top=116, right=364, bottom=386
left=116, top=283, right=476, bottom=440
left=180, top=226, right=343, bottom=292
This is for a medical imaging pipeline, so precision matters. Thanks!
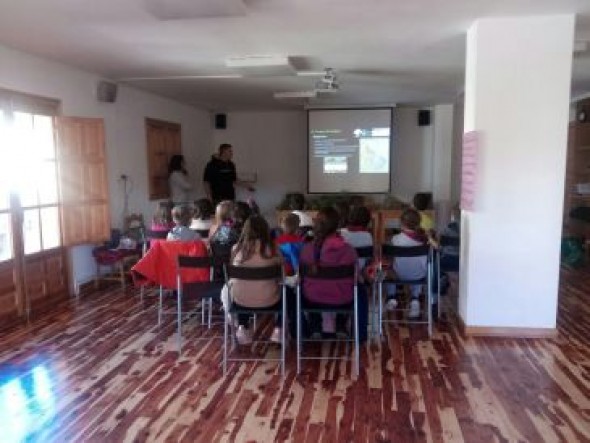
left=0, top=112, right=11, bottom=210
left=0, top=213, right=13, bottom=262
left=33, top=115, right=55, bottom=160
left=23, top=209, right=41, bottom=255
left=41, top=206, right=60, bottom=250
left=17, top=176, right=38, bottom=208
left=38, top=161, right=58, bottom=205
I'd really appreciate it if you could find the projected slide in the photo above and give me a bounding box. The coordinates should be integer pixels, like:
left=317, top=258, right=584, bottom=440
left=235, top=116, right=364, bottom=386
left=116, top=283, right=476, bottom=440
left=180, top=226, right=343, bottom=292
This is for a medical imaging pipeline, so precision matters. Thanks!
left=308, top=109, right=392, bottom=193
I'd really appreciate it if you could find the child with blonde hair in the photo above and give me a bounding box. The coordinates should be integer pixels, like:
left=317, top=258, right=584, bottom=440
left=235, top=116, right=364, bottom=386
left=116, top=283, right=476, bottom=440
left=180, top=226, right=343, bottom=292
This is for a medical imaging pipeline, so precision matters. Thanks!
left=167, top=205, right=200, bottom=241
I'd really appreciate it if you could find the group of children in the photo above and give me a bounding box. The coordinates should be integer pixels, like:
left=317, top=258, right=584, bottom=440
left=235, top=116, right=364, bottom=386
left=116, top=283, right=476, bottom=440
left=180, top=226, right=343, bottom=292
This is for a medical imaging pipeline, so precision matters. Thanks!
left=148, top=193, right=458, bottom=345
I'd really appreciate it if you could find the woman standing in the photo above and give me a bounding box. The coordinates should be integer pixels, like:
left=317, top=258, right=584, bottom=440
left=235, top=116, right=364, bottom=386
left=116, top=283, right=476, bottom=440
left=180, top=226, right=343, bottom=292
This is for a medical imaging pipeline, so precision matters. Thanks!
left=168, top=154, right=193, bottom=205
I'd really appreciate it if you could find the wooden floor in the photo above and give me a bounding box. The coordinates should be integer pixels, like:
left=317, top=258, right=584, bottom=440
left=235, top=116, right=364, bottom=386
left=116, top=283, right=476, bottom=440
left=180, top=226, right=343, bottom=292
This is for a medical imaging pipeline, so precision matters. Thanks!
left=1, top=267, right=589, bottom=443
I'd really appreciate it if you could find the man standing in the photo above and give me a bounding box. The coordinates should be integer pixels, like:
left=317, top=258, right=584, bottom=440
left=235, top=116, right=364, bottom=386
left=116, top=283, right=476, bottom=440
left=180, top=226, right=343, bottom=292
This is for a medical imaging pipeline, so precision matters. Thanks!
left=203, top=143, right=254, bottom=204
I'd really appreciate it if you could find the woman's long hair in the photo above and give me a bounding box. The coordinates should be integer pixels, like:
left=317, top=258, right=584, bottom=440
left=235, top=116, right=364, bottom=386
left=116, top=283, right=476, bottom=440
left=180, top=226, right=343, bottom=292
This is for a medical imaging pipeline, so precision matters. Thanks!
left=312, top=206, right=340, bottom=260
left=168, top=154, right=187, bottom=175
left=232, top=215, right=275, bottom=263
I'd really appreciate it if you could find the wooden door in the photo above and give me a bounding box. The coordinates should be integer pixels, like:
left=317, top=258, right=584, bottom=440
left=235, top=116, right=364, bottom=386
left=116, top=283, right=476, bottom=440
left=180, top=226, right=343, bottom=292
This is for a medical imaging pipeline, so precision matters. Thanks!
left=54, top=117, right=110, bottom=246
left=0, top=111, right=70, bottom=329
left=146, top=118, right=181, bottom=200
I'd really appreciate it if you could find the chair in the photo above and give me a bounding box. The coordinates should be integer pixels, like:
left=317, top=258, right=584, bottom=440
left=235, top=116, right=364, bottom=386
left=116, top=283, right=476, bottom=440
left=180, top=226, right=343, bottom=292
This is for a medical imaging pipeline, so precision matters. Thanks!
left=210, top=242, right=233, bottom=281
left=296, top=264, right=360, bottom=378
left=377, top=244, right=434, bottom=337
left=143, top=229, right=169, bottom=254
left=223, top=264, right=286, bottom=377
left=354, top=245, right=376, bottom=339
left=193, top=228, right=210, bottom=239
left=176, top=255, right=224, bottom=353
left=139, top=229, right=169, bottom=303
left=92, top=229, right=140, bottom=291
left=436, top=234, right=460, bottom=319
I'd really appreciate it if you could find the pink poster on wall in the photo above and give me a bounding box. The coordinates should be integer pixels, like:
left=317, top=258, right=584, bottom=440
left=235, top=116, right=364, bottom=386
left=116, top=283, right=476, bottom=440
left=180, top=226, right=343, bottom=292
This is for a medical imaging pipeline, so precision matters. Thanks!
left=461, top=131, right=479, bottom=211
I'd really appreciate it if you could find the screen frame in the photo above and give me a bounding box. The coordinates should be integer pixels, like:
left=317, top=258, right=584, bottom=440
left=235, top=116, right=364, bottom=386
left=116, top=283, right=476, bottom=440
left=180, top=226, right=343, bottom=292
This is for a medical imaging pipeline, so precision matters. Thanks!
left=306, top=107, right=394, bottom=194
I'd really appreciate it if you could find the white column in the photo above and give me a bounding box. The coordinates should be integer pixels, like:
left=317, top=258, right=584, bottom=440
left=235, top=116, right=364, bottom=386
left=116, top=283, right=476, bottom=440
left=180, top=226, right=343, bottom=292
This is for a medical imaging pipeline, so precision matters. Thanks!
left=459, top=15, right=574, bottom=333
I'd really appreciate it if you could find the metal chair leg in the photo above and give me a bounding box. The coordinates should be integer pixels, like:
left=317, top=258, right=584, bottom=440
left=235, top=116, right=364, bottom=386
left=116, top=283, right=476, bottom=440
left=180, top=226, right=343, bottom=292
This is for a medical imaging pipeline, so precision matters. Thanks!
left=354, top=293, right=360, bottom=378
left=378, top=282, right=383, bottom=337
left=177, top=288, right=182, bottom=353
left=296, top=288, right=301, bottom=374
left=208, top=298, right=213, bottom=329
left=223, top=308, right=228, bottom=375
left=158, top=285, right=163, bottom=326
left=281, top=293, right=286, bottom=378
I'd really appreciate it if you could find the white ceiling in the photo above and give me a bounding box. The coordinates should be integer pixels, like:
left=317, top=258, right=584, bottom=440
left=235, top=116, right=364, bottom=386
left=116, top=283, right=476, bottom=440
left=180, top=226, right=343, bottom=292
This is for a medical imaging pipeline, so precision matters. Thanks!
left=0, top=0, right=589, bottom=110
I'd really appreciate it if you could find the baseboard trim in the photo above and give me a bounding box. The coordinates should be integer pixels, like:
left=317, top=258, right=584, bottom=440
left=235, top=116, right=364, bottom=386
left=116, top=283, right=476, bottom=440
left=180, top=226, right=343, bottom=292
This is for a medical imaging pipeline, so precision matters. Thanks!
left=463, top=326, right=558, bottom=338
left=456, top=312, right=557, bottom=338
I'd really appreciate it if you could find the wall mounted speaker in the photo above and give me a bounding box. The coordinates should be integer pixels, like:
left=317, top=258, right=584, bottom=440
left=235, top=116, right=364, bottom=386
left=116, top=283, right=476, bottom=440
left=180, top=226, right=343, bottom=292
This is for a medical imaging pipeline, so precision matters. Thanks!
left=97, top=81, right=118, bottom=103
left=215, top=113, right=227, bottom=129
left=418, top=109, right=431, bottom=126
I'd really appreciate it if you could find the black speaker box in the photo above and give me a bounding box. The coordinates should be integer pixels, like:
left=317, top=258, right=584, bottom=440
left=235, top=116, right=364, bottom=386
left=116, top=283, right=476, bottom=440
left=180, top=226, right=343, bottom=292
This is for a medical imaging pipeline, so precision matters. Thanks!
left=215, top=113, right=227, bottom=129
left=418, top=109, right=431, bottom=126
left=97, top=81, right=117, bottom=103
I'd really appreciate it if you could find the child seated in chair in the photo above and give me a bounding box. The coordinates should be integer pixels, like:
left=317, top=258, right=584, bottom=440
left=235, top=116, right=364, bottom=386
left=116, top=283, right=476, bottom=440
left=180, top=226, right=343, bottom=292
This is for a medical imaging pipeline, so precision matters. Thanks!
left=151, top=202, right=174, bottom=232
left=412, top=193, right=435, bottom=233
left=222, top=215, right=283, bottom=345
left=386, top=208, right=434, bottom=318
left=299, top=207, right=358, bottom=336
left=276, top=213, right=304, bottom=277
left=167, top=205, right=201, bottom=242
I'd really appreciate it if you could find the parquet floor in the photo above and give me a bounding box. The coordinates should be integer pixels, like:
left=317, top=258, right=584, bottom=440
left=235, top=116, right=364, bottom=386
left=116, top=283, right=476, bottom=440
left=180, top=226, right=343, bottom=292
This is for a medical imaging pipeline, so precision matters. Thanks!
left=0, top=266, right=589, bottom=443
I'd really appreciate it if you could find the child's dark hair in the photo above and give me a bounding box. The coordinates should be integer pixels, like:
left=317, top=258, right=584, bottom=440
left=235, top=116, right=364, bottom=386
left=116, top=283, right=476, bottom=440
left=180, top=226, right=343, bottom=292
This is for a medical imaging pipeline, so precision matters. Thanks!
left=171, top=205, right=193, bottom=227
left=412, top=193, right=431, bottom=211
left=233, top=201, right=252, bottom=229
left=194, top=198, right=214, bottom=220
left=282, top=213, right=300, bottom=234
left=333, top=201, right=350, bottom=229
left=288, top=193, right=305, bottom=211
left=313, top=206, right=340, bottom=247
left=348, top=206, right=371, bottom=228
left=400, top=208, right=421, bottom=231
left=232, top=215, right=275, bottom=263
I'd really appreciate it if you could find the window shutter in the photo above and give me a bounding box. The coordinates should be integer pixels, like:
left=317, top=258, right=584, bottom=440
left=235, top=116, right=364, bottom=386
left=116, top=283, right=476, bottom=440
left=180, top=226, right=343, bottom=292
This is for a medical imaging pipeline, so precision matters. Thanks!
left=54, top=117, right=110, bottom=246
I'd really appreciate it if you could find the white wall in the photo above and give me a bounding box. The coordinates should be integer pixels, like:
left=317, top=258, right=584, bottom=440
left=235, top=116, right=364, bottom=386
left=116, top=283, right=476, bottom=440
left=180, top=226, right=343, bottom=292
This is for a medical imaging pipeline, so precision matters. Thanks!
left=210, top=111, right=307, bottom=220
left=0, top=44, right=211, bottom=290
left=460, top=15, right=574, bottom=330
left=210, top=107, right=439, bottom=219
left=393, top=107, right=435, bottom=201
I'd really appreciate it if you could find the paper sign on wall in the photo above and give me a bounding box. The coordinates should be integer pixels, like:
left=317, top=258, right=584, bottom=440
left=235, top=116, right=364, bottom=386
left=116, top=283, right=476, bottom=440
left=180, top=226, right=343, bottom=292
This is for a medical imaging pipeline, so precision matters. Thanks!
left=461, top=131, right=479, bottom=211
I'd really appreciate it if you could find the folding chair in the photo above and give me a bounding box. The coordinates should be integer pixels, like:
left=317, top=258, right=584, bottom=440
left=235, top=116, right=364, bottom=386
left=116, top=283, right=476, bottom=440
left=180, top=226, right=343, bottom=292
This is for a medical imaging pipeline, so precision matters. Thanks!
left=354, top=245, right=376, bottom=339
left=176, top=255, right=223, bottom=352
left=193, top=229, right=210, bottom=239
left=139, top=229, right=169, bottom=303
left=377, top=244, right=434, bottom=337
left=296, top=264, right=360, bottom=378
left=223, top=264, right=286, bottom=377
left=436, top=234, right=460, bottom=319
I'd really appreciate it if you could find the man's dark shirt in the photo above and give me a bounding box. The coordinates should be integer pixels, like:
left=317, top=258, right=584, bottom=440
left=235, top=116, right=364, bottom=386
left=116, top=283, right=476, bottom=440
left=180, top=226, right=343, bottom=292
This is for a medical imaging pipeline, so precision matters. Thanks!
left=203, top=156, right=237, bottom=202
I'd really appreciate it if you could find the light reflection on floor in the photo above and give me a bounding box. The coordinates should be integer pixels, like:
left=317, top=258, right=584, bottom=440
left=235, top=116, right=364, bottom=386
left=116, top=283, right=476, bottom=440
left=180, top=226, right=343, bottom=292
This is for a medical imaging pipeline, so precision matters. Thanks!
left=0, top=364, right=55, bottom=443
